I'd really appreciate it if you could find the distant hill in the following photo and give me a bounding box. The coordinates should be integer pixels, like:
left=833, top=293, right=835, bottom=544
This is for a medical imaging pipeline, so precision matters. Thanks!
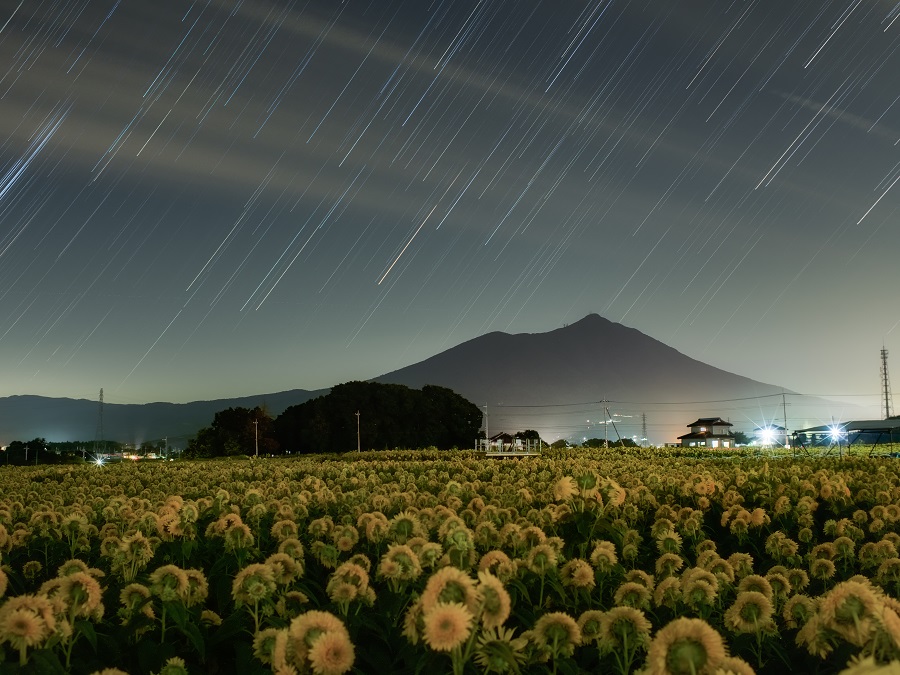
left=374, top=314, right=846, bottom=444
left=0, top=389, right=323, bottom=446
left=0, top=314, right=853, bottom=447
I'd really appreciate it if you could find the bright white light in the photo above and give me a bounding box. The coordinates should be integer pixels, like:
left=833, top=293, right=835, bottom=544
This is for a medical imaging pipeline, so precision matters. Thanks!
left=760, top=428, right=775, bottom=445
left=95, top=458, right=104, bottom=466
left=829, top=425, right=844, bottom=442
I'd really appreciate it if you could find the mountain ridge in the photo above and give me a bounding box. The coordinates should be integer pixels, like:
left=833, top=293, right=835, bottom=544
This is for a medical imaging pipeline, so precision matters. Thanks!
left=0, top=314, right=845, bottom=445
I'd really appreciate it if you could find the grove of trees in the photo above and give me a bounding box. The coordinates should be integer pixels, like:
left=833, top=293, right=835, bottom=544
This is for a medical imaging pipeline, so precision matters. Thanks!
left=184, top=382, right=484, bottom=457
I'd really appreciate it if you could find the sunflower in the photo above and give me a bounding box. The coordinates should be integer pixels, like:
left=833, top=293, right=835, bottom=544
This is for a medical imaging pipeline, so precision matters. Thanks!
left=474, top=625, right=528, bottom=674
left=307, top=629, right=356, bottom=675
left=766, top=572, right=792, bottom=601
left=656, top=553, right=685, bottom=578
left=288, top=610, right=350, bottom=666
left=644, top=617, right=727, bottom=675
left=149, top=564, right=190, bottom=603
left=560, top=559, right=595, bottom=590
left=231, top=563, right=277, bottom=606
left=552, top=477, right=578, bottom=502
left=615, top=581, right=653, bottom=610
left=599, top=606, right=652, bottom=653
left=0, top=595, right=56, bottom=659
left=724, top=591, right=775, bottom=635
left=479, top=550, right=514, bottom=577
left=523, top=543, right=557, bottom=576
left=578, top=610, right=605, bottom=644
left=782, top=594, right=816, bottom=629
left=590, top=540, right=618, bottom=573
left=270, top=519, right=299, bottom=542
left=654, top=576, right=682, bottom=610
left=531, top=612, right=581, bottom=658
left=402, top=598, right=424, bottom=645
left=738, top=575, right=773, bottom=599
left=59, top=571, right=104, bottom=618
left=278, top=537, right=306, bottom=561
left=786, top=568, right=810, bottom=593
left=421, top=566, right=479, bottom=614
left=727, top=553, right=754, bottom=579
left=266, top=552, right=303, bottom=585
left=810, top=558, right=837, bottom=582
left=470, top=571, right=510, bottom=628
left=817, top=579, right=885, bottom=647
left=715, top=655, right=756, bottom=675
left=422, top=602, right=474, bottom=652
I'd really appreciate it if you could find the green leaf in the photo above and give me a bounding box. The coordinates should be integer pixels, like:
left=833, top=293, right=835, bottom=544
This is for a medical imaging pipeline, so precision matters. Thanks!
left=178, top=620, right=206, bottom=661
left=164, top=600, right=189, bottom=627
left=23, top=649, right=67, bottom=675
left=206, top=608, right=246, bottom=647
left=181, top=539, right=196, bottom=563
left=75, top=619, right=98, bottom=650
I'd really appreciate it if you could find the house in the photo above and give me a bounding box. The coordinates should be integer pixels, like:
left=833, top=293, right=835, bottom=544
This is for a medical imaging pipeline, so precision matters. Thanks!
left=677, top=417, right=735, bottom=448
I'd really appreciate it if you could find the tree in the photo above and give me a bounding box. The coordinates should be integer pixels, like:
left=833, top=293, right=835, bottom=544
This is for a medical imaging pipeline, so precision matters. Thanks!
left=184, top=406, right=278, bottom=458
left=274, top=381, right=482, bottom=453
left=514, top=429, right=545, bottom=445
left=733, top=431, right=751, bottom=446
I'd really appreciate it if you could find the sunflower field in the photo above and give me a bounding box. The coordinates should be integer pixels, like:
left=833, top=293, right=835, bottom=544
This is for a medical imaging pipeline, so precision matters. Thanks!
left=1, top=446, right=900, bottom=674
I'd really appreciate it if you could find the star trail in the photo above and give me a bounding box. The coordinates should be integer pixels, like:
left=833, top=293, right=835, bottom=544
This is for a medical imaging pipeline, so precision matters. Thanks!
left=0, top=0, right=898, bottom=413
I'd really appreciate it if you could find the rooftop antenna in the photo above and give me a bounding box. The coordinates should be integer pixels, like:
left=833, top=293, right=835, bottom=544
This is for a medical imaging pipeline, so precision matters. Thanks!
left=882, top=348, right=894, bottom=419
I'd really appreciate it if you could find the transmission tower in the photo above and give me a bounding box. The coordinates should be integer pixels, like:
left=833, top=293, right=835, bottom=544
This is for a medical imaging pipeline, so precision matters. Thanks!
left=881, top=348, right=894, bottom=419
left=93, top=388, right=105, bottom=456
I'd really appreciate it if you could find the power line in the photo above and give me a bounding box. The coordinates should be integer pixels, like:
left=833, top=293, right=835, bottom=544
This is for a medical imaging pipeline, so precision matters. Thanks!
left=490, top=391, right=879, bottom=409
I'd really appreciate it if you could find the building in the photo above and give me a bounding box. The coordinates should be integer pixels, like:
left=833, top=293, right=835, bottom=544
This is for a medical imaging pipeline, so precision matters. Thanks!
left=753, top=424, right=788, bottom=447
left=677, top=417, right=735, bottom=448
left=793, top=419, right=900, bottom=447
left=476, top=432, right=541, bottom=457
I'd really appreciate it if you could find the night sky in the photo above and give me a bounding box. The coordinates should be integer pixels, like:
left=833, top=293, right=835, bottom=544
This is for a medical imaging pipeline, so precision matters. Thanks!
left=1, top=0, right=898, bottom=419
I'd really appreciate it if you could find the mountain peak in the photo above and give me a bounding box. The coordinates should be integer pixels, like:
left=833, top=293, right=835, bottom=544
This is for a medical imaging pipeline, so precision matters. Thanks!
left=376, top=316, right=790, bottom=443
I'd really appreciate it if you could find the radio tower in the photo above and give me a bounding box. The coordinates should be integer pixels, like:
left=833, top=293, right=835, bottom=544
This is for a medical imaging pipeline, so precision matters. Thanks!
left=881, top=348, right=894, bottom=419
left=93, top=388, right=105, bottom=456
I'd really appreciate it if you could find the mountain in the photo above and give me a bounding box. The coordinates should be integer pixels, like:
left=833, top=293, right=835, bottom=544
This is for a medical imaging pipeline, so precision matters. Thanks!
left=0, top=314, right=853, bottom=447
left=0, top=389, right=324, bottom=446
left=374, top=314, right=846, bottom=444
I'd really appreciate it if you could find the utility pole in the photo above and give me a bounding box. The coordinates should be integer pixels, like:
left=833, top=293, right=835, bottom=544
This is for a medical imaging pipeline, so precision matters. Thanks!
left=782, top=391, right=790, bottom=449
left=163, top=436, right=168, bottom=460
left=641, top=412, right=648, bottom=447
left=483, top=404, right=489, bottom=451
left=253, top=420, right=259, bottom=457
left=355, top=411, right=361, bottom=452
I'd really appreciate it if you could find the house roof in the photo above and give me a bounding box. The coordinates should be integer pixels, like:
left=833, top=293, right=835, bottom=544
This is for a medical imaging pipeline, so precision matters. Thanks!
left=677, top=430, right=736, bottom=440
left=685, top=417, right=732, bottom=428
left=794, top=420, right=900, bottom=435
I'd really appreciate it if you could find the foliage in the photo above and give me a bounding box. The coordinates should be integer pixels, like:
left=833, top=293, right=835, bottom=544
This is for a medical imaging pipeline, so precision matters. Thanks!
left=184, top=406, right=278, bottom=459
left=274, top=381, right=483, bottom=453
